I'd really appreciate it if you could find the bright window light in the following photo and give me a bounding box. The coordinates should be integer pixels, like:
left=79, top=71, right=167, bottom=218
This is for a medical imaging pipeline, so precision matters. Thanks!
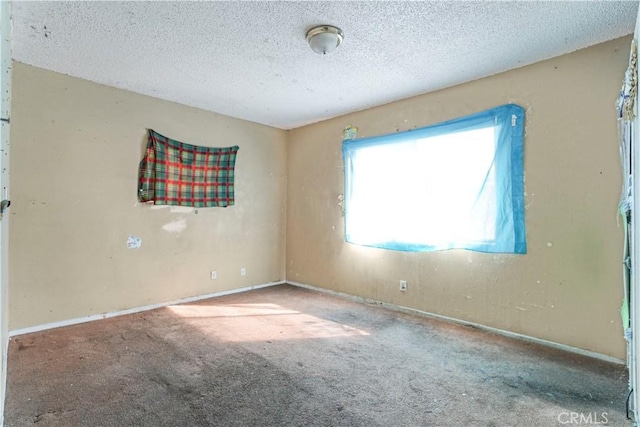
left=342, top=104, right=526, bottom=254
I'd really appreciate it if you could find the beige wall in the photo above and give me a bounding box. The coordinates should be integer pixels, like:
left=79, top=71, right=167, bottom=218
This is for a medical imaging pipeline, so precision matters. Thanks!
left=9, top=62, right=287, bottom=330
left=287, top=36, right=632, bottom=359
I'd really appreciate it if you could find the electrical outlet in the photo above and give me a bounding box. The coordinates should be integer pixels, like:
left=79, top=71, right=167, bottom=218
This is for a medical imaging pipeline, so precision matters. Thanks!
left=210, top=270, right=217, bottom=280
left=400, top=280, right=408, bottom=292
left=240, top=267, right=246, bottom=277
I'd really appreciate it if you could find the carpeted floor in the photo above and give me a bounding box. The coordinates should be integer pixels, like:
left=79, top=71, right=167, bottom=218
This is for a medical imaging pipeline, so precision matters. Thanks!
left=4, top=284, right=630, bottom=426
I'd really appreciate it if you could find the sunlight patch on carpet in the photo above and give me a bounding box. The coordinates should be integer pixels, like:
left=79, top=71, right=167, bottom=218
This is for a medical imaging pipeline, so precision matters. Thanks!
left=166, top=303, right=370, bottom=342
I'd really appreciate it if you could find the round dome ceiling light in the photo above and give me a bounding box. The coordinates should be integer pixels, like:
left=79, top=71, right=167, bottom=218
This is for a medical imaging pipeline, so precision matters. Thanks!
left=306, top=25, right=344, bottom=55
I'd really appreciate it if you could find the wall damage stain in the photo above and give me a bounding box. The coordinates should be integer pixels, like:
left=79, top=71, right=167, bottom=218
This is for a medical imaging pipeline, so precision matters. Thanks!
left=162, top=217, right=187, bottom=234
left=126, top=235, right=142, bottom=249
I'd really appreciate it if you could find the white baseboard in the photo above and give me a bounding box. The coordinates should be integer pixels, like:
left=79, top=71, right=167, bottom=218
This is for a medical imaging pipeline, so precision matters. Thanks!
left=8, top=279, right=625, bottom=366
left=9, top=281, right=284, bottom=338
left=287, top=280, right=626, bottom=366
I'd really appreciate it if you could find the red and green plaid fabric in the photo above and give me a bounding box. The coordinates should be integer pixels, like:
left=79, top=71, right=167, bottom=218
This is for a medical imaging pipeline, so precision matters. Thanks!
left=138, top=129, right=239, bottom=207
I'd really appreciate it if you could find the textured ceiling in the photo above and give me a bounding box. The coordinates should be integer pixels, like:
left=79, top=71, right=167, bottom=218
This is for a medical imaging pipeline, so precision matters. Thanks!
left=11, top=1, right=638, bottom=130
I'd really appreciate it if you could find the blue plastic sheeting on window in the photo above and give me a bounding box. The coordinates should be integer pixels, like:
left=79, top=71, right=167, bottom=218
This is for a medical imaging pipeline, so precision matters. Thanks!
left=342, top=104, right=527, bottom=254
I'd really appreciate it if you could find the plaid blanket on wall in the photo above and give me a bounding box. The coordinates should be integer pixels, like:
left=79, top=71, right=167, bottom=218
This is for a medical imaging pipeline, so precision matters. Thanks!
left=138, top=129, right=239, bottom=207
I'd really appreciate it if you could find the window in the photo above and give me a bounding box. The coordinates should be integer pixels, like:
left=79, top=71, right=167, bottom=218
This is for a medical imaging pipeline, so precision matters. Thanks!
left=342, top=104, right=526, bottom=254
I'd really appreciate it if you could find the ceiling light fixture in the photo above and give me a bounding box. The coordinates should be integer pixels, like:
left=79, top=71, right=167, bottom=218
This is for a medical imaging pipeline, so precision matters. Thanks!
left=306, top=25, right=344, bottom=55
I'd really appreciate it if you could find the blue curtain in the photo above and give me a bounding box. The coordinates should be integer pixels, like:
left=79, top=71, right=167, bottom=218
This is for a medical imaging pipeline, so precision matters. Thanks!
left=342, top=104, right=526, bottom=254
